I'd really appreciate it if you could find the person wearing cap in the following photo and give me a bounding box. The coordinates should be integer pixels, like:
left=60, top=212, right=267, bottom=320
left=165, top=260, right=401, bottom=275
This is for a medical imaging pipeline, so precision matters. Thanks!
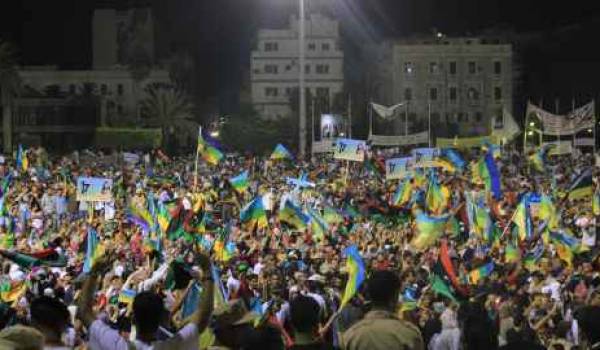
left=78, top=251, right=214, bottom=350
left=342, top=270, right=424, bottom=350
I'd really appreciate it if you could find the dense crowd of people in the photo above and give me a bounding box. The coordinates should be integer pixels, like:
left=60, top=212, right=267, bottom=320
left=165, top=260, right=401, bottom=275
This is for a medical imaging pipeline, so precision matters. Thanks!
left=0, top=143, right=596, bottom=350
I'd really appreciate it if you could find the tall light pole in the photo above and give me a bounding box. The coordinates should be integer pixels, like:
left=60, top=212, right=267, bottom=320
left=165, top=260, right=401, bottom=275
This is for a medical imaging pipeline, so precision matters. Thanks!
left=298, top=0, right=307, bottom=158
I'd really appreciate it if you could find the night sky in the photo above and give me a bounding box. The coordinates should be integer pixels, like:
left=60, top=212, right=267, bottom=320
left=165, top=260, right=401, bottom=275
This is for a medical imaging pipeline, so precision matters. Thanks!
left=2, top=0, right=600, bottom=114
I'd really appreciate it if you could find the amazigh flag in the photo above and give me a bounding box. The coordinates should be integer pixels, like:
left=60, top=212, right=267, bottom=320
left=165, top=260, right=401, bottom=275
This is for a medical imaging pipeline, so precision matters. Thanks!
left=529, top=144, right=555, bottom=173
left=308, top=208, right=328, bottom=242
left=512, top=194, right=532, bottom=241
left=594, top=191, right=600, bottom=216
left=211, top=264, right=228, bottom=309
left=16, top=144, right=28, bottom=172
left=567, top=168, right=593, bottom=200
left=441, top=148, right=465, bottom=170
left=0, top=281, right=28, bottom=306
left=83, top=227, right=103, bottom=274
left=412, top=212, right=448, bottom=250
left=472, top=151, right=502, bottom=200
left=181, top=282, right=201, bottom=320
left=127, top=203, right=153, bottom=235
left=523, top=242, right=545, bottom=271
left=240, top=196, right=268, bottom=230
left=323, top=205, right=344, bottom=225
left=278, top=199, right=310, bottom=230
left=468, top=262, right=494, bottom=284
left=505, top=244, right=520, bottom=263
left=229, top=170, right=249, bottom=193
left=197, top=127, right=224, bottom=165
left=157, top=202, right=171, bottom=234
left=538, top=195, right=559, bottom=229
left=391, top=180, right=412, bottom=207
left=340, top=245, right=366, bottom=307
left=425, top=176, right=448, bottom=215
left=118, top=288, right=137, bottom=305
left=549, top=230, right=580, bottom=252
left=270, top=144, right=292, bottom=160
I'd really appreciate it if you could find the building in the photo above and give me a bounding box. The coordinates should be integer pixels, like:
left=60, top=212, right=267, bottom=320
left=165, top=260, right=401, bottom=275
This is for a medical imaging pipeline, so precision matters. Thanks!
left=374, top=36, right=513, bottom=137
left=250, top=13, right=344, bottom=120
left=7, top=5, right=170, bottom=149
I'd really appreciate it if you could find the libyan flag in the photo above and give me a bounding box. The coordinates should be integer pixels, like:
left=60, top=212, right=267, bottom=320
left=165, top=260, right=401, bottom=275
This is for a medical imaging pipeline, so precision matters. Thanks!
left=0, top=249, right=67, bottom=269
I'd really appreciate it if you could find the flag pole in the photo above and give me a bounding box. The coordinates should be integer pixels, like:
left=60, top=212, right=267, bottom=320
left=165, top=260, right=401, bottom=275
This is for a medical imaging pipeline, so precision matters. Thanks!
left=555, top=98, right=560, bottom=146
left=194, top=126, right=201, bottom=190
left=428, top=100, right=432, bottom=147
left=348, top=93, right=352, bottom=138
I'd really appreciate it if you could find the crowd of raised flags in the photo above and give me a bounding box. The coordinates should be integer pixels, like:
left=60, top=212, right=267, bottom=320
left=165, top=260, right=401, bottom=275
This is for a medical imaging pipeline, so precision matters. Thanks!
left=0, top=127, right=594, bottom=349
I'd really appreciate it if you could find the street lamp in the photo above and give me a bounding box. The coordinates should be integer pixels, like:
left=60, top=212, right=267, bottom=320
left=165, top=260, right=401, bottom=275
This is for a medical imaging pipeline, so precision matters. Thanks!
left=527, top=131, right=534, bottom=136
left=529, top=122, right=535, bottom=127
left=298, top=0, right=307, bottom=158
left=210, top=130, right=220, bottom=138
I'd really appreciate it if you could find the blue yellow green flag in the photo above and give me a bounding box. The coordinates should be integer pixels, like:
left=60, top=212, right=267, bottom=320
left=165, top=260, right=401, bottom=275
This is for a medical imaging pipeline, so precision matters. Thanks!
left=341, top=245, right=366, bottom=307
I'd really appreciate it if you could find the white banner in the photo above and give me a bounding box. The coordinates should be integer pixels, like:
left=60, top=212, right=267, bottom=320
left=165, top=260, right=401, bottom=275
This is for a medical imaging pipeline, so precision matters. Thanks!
left=311, top=140, right=335, bottom=154
left=371, top=102, right=406, bottom=120
left=385, top=157, right=412, bottom=180
left=334, top=138, right=367, bottom=162
left=574, top=137, right=595, bottom=147
left=370, top=131, right=429, bottom=146
left=528, top=101, right=595, bottom=136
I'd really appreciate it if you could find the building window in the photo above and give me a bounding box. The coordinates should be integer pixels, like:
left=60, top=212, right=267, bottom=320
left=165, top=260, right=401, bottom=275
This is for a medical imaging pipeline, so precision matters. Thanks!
left=69, top=84, right=76, bottom=94
left=404, top=88, right=412, bottom=101
left=494, top=108, right=504, bottom=128
left=316, top=64, right=329, bottom=74
left=285, top=87, right=293, bottom=96
left=464, top=113, right=470, bottom=122
left=429, top=62, right=439, bottom=74
left=475, top=112, right=483, bottom=122
left=494, top=87, right=502, bottom=100
left=429, top=87, right=438, bottom=101
left=467, top=87, right=479, bottom=100
left=468, top=61, right=476, bottom=74
left=308, top=43, right=316, bottom=51
left=431, top=112, right=440, bottom=124
left=494, top=61, right=501, bottom=74
left=305, top=64, right=311, bottom=74
left=316, top=87, right=329, bottom=97
left=264, top=42, right=278, bottom=51
left=117, top=84, right=124, bottom=96
left=457, top=113, right=464, bottom=122
left=449, top=87, right=457, bottom=101
left=265, top=87, right=278, bottom=97
left=404, top=62, right=414, bottom=75
left=449, top=61, right=457, bottom=74
left=265, top=65, right=278, bottom=74
left=286, top=65, right=292, bottom=71
left=101, top=84, right=107, bottom=95
left=117, top=104, right=123, bottom=114
left=322, top=43, right=330, bottom=51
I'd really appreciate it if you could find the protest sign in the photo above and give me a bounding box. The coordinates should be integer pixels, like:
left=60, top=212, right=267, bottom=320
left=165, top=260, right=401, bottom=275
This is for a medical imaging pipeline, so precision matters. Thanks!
left=76, top=177, right=113, bottom=202
left=334, top=138, right=367, bottom=162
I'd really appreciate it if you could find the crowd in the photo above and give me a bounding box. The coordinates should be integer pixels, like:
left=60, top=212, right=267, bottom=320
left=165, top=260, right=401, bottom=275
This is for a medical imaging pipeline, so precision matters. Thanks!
left=0, top=142, right=596, bottom=350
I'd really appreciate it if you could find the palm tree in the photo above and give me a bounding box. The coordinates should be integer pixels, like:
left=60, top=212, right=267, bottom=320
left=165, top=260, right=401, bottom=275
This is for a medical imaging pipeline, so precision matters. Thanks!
left=0, top=40, right=21, bottom=153
left=140, top=83, right=196, bottom=150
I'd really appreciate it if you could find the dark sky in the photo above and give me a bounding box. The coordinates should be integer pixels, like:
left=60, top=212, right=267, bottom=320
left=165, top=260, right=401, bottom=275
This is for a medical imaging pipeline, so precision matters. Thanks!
left=2, top=0, right=600, bottom=113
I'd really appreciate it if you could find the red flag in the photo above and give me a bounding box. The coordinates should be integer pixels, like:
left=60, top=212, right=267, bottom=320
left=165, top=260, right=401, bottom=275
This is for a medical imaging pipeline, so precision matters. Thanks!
left=440, top=240, right=469, bottom=296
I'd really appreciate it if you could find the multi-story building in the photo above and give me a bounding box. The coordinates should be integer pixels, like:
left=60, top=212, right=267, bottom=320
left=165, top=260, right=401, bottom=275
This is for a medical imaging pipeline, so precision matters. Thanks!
left=250, top=13, right=344, bottom=120
left=374, top=36, right=513, bottom=137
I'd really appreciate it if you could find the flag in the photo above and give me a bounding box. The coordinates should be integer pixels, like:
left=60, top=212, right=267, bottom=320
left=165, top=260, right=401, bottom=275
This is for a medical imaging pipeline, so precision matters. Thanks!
left=440, top=240, right=469, bottom=296
left=229, top=170, right=249, bottom=193
left=83, top=227, right=103, bottom=274
left=441, top=148, right=466, bottom=170
left=594, top=192, right=600, bottom=216
left=391, top=181, right=412, bottom=207
left=16, top=144, right=28, bottom=172
left=211, top=264, right=228, bottom=309
left=197, top=128, right=224, bottom=165
left=127, top=204, right=153, bottom=235
left=323, top=205, right=344, bottom=225
left=523, top=242, right=544, bottom=271
left=412, top=212, right=448, bottom=250
left=0, top=281, right=28, bottom=306
left=157, top=202, right=171, bottom=234
left=430, top=274, right=457, bottom=302
left=181, top=282, right=201, bottom=320
left=529, top=144, right=555, bottom=173
left=472, top=152, right=502, bottom=200
left=512, top=195, right=532, bottom=241
left=567, top=168, right=593, bottom=200
left=118, top=288, right=137, bottom=305
left=426, top=176, right=448, bottom=215
left=340, top=245, right=366, bottom=307
left=213, top=225, right=236, bottom=262
left=270, top=144, right=292, bottom=160
left=278, top=199, right=310, bottom=230
left=549, top=230, right=580, bottom=251
left=308, top=208, right=328, bottom=242
left=468, top=262, right=494, bottom=284
left=240, top=196, right=268, bottom=230
left=538, top=195, right=559, bottom=229
left=505, top=244, right=520, bottom=263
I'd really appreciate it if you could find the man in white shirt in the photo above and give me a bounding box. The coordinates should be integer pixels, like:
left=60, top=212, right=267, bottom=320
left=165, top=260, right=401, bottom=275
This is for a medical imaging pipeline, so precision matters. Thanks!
left=78, top=252, right=214, bottom=350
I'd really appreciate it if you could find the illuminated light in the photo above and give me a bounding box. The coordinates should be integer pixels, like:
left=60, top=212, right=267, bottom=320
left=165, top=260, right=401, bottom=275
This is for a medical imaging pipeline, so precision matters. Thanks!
left=527, top=131, right=534, bottom=136
left=529, top=122, right=535, bottom=127
left=588, top=129, right=593, bottom=133
left=210, top=131, right=220, bottom=138
left=339, top=132, right=345, bottom=137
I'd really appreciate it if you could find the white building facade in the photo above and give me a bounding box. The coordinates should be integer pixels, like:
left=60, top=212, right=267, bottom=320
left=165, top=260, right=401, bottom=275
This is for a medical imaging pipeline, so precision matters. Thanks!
left=251, top=13, right=344, bottom=120
left=376, top=37, right=513, bottom=137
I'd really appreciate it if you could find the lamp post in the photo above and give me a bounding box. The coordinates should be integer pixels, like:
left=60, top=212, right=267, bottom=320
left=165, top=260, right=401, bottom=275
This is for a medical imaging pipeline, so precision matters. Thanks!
left=298, top=0, right=307, bottom=158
